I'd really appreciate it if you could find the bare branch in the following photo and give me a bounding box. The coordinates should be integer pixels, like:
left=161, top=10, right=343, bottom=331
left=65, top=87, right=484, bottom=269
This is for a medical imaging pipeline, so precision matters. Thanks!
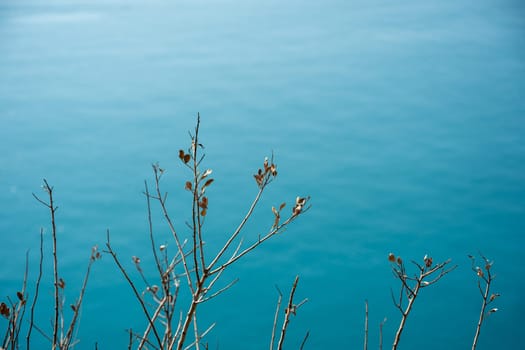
left=63, top=246, right=100, bottom=349
left=389, top=253, right=455, bottom=350
left=27, top=228, right=44, bottom=350
left=471, top=254, right=499, bottom=350
left=270, top=287, right=283, bottom=350
left=364, top=300, right=368, bottom=350
left=207, top=185, right=266, bottom=272
left=299, top=331, right=310, bottom=350
left=277, top=276, right=306, bottom=350
left=144, top=181, right=165, bottom=280
left=105, top=231, right=163, bottom=349
left=208, top=211, right=306, bottom=276
left=197, top=279, right=239, bottom=304
left=33, top=179, right=60, bottom=350
left=379, top=317, right=387, bottom=350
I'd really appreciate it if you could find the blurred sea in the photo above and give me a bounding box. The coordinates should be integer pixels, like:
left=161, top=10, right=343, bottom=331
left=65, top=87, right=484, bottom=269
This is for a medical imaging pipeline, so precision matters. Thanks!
left=1, top=0, right=524, bottom=349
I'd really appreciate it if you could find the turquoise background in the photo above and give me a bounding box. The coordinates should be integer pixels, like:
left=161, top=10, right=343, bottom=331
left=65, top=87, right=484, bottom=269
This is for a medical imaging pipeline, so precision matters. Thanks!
left=1, top=0, right=524, bottom=349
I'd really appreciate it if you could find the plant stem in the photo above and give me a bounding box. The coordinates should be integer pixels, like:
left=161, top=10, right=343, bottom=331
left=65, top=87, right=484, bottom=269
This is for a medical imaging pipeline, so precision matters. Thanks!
left=364, top=300, right=368, bottom=350
left=392, top=283, right=419, bottom=350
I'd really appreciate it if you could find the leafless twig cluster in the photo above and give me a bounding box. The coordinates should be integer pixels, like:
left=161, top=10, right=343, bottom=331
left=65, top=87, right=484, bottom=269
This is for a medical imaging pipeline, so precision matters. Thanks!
left=469, top=254, right=499, bottom=350
left=104, top=114, right=310, bottom=349
left=388, top=253, right=457, bottom=350
left=1, top=180, right=100, bottom=350
left=1, top=115, right=503, bottom=350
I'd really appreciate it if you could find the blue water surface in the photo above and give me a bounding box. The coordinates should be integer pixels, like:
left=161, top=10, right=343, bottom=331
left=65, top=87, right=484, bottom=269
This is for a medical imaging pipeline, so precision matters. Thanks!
left=1, top=0, right=524, bottom=349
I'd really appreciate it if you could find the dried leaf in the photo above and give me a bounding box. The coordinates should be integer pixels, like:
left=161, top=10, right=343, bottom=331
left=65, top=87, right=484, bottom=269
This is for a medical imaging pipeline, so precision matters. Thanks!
left=178, top=150, right=185, bottom=160
left=273, top=215, right=280, bottom=228
left=71, top=304, right=77, bottom=312
left=203, top=178, right=214, bottom=188
left=254, top=174, right=263, bottom=186
left=185, top=181, right=192, bottom=191
left=0, top=302, right=10, bottom=318
left=201, top=209, right=207, bottom=216
left=388, top=253, right=396, bottom=263
left=279, top=202, right=286, bottom=211
left=490, top=293, right=500, bottom=301
left=272, top=206, right=278, bottom=215
left=183, top=154, right=191, bottom=163
left=16, top=291, right=24, bottom=302
left=199, top=196, right=208, bottom=209
left=270, top=164, right=277, bottom=176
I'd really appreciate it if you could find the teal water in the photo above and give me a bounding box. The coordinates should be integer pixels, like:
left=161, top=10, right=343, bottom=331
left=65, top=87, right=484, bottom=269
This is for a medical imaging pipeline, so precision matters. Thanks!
left=1, top=0, right=524, bottom=349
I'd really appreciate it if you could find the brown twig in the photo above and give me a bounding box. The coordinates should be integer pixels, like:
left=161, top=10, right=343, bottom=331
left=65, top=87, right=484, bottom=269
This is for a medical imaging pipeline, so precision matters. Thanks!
left=105, top=230, right=163, bottom=349
left=13, top=251, right=30, bottom=347
left=1, top=252, right=30, bottom=349
left=106, top=116, right=310, bottom=349
left=470, top=254, right=499, bottom=350
left=208, top=206, right=309, bottom=276
left=388, top=253, right=456, bottom=350
left=364, top=300, right=368, bottom=350
left=33, top=179, right=61, bottom=349
left=190, top=114, right=207, bottom=280
left=277, top=276, right=307, bottom=350
left=299, top=330, right=310, bottom=350
left=379, top=317, right=387, bottom=350
left=270, top=286, right=283, bottom=350
left=26, top=228, right=44, bottom=350
left=152, top=164, right=195, bottom=295
left=62, top=246, right=100, bottom=348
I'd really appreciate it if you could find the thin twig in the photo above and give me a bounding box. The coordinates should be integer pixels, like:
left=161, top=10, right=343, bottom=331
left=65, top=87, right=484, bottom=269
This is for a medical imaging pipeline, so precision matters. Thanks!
left=379, top=317, right=387, bottom=350
left=128, top=328, right=133, bottom=350
left=138, top=297, right=166, bottom=350
left=197, top=279, right=239, bottom=304
left=364, top=300, right=368, bottom=350
left=27, top=228, right=44, bottom=350
left=144, top=181, right=164, bottom=280
left=191, top=114, right=207, bottom=280
left=13, top=251, right=30, bottom=347
left=63, top=247, right=99, bottom=348
left=269, top=286, right=283, bottom=350
left=470, top=254, right=499, bottom=350
left=389, top=253, right=456, bottom=350
left=33, top=179, right=60, bottom=350
left=207, top=186, right=266, bottom=272
left=105, top=231, right=163, bottom=349
left=299, top=330, right=310, bottom=350
left=153, top=165, right=195, bottom=295
left=277, top=276, right=303, bottom=350
left=208, top=214, right=303, bottom=276
left=183, top=322, right=215, bottom=350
